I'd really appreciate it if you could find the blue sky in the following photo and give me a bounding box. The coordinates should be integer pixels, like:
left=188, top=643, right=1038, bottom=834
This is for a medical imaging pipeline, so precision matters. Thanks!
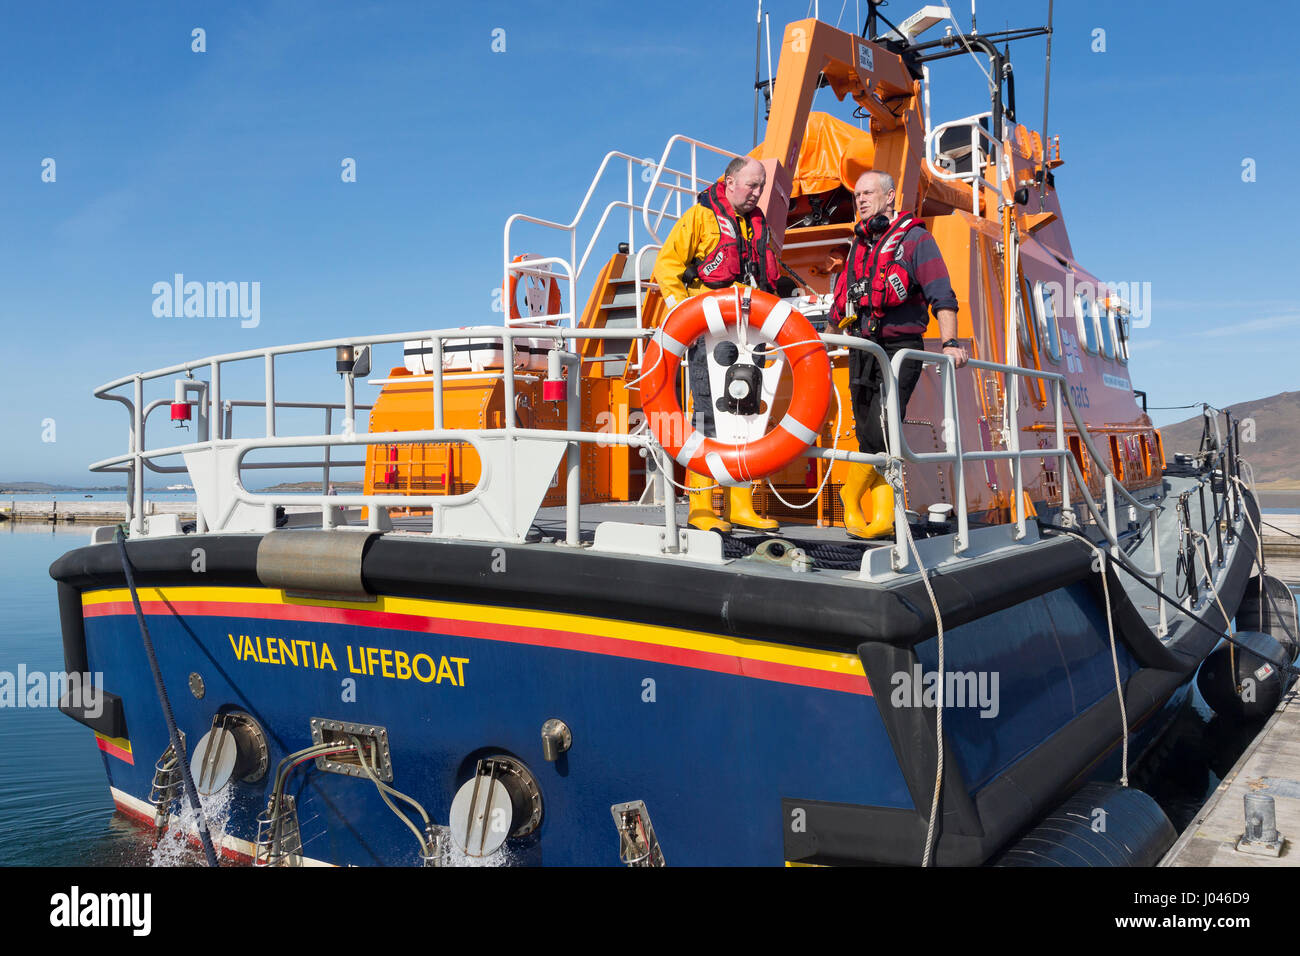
left=2, top=0, right=1295, bottom=485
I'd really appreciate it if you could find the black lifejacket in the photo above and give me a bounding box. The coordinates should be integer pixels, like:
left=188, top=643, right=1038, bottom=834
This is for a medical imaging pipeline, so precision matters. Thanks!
left=682, top=182, right=781, bottom=293
left=843, top=212, right=925, bottom=337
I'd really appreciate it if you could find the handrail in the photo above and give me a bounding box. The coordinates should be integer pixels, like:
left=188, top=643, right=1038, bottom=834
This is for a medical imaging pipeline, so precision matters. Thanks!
left=882, top=345, right=1189, bottom=634
left=501, top=137, right=734, bottom=344
left=641, top=135, right=740, bottom=244
left=924, top=112, right=1006, bottom=216
left=91, top=299, right=1234, bottom=613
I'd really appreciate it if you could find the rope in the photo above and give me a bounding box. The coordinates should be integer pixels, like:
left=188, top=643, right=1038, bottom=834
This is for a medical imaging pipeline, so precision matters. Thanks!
left=1263, top=520, right=1300, bottom=541
left=942, top=8, right=995, bottom=91
left=884, top=467, right=946, bottom=866
left=1230, top=474, right=1270, bottom=651
left=764, top=370, right=843, bottom=510
left=115, top=529, right=219, bottom=867
left=1078, top=541, right=1129, bottom=786
left=1040, top=524, right=1298, bottom=678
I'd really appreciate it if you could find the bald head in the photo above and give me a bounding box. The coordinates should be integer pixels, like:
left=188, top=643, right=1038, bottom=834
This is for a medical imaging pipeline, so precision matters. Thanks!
left=723, top=157, right=766, bottom=215
left=853, top=170, right=895, bottom=222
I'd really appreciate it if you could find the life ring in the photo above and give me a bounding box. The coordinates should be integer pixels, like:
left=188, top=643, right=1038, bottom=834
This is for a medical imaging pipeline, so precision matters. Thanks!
left=641, top=289, right=831, bottom=485
left=506, top=254, right=563, bottom=321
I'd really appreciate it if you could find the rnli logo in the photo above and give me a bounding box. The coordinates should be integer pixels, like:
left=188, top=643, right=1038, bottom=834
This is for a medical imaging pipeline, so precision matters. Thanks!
left=700, top=250, right=726, bottom=276
left=718, top=219, right=736, bottom=239
left=887, top=273, right=908, bottom=299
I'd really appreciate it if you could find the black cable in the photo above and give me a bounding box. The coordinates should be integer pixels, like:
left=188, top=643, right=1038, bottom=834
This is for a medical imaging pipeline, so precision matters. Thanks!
left=776, top=253, right=816, bottom=298
left=115, top=529, right=219, bottom=867
left=1263, top=520, right=1300, bottom=541
left=1039, top=522, right=1298, bottom=677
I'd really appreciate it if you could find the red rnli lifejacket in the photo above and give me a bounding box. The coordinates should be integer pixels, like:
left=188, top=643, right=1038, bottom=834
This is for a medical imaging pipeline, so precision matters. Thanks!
left=844, top=212, right=921, bottom=334
left=682, top=182, right=781, bottom=293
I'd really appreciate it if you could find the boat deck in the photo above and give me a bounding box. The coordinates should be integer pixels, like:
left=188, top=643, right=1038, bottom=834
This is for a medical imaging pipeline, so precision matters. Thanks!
left=390, top=500, right=946, bottom=571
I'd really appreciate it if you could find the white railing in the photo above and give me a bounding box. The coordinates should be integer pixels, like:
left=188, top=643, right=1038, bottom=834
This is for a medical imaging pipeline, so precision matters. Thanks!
left=90, top=319, right=1210, bottom=623
left=94, top=320, right=1181, bottom=557
left=885, top=347, right=1175, bottom=635
left=90, top=326, right=660, bottom=544
left=640, top=135, right=741, bottom=244
left=924, top=112, right=1007, bottom=216
left=501, top=136, right=737, bottom=338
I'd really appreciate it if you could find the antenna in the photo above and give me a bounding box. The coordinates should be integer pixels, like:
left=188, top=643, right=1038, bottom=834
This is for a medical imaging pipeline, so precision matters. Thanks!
left=753, top=0, right=763, bottom=147
left=765, top=12, right=774, bottom=117
left=971, top=0, right=977, bottom=33
left=1039, top=0, right=1053, bottom=210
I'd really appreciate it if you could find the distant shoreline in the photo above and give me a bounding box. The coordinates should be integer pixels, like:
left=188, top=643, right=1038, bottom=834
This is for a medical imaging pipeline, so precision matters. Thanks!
left=0, top=482, right=362, bottom=494
left=1259, top=491, right=1300, bottom=509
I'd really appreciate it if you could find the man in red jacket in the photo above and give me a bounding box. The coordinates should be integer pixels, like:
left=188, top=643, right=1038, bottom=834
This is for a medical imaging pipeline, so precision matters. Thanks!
left=830, top=169, right=968, bottom=538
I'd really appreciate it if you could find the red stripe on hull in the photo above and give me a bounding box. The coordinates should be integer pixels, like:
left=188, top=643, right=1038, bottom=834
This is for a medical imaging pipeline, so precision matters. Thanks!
left=85, top=599, right=872, bottom=696
left=96, top=736, right=134, bottom=764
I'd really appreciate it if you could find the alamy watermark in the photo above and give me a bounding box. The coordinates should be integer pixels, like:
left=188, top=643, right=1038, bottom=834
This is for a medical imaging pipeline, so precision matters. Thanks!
left=0, top=667, right=104, bottom=718
left=152, top=274, right=260, bottom=328
left=1040, top=274, right=1154, bottom=329
left=50, top=886, right=150, bottom=936
left=890, top=664, right=1000, bottom=718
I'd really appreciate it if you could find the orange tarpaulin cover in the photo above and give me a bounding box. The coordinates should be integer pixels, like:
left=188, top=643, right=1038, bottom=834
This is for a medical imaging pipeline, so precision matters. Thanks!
left=753, top=111, right=874, bottom=197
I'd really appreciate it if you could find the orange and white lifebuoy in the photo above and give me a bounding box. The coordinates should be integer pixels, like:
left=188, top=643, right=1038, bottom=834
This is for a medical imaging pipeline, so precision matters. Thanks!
left=506, top=254, right=563, bottom=321
left=640, top=289, right=831, bottom=485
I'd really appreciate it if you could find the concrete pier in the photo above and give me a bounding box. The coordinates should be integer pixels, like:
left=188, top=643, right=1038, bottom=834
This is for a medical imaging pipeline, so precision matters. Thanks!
left=1260, top=513, right=1300, bottom=582
left=1160, top=515, right=1299, bottom=867
left=1161, top=689, right=1300, bottom=866
left=0, top=500, right=195, bottom=524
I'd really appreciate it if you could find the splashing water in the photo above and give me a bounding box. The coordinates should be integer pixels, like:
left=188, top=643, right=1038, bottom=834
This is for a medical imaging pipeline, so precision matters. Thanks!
left=150, top=787, right=235, bottom=867
left=423, top=823, right=516, bottom=867
left=435, top=840, right=516, bottom=867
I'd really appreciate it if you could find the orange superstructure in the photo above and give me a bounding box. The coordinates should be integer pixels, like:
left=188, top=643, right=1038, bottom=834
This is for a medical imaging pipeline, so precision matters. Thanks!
left=363, top=17, right=1160, bottom=530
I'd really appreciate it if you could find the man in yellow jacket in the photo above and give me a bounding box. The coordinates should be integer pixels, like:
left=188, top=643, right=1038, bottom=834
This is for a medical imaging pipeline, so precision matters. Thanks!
left=653, top=156, right=783, bottom=533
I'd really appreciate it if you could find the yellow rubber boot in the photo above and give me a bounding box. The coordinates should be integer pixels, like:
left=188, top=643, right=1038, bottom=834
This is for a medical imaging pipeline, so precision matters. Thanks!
left=839, top=463, right=877, bottom=538
left=726, top=484, right=779, bottom=531
left=858, top=471, right=897, bottom=539
left=687, top=471, right=731, bottom=533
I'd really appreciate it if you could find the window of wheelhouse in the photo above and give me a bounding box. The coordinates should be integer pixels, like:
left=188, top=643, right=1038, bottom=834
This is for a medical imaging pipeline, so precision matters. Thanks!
left=1017, top=278, right=1031, bottom=352
left=1075, top=287, right=1098, bottom=353
left=1108, top=435, right=1125, bottom=480
left=1068, top=434, right=1088, bottom=481
left=1113, top=309, right=1131, bottom=364
left=1095, top=299, right=1115, bottom=359
left=1018, top=274, right=1048, bottom=407
left=1034, top=281, right=1061, bottom=363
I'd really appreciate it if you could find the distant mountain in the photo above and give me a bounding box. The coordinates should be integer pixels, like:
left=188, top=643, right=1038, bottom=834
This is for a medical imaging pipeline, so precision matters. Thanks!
left=260, top=481, right=364, bottom=492
left=1157, top=391, right=1300, bottom=485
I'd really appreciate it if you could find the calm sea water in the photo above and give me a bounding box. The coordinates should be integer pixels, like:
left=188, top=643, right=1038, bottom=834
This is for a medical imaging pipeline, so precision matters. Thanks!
left=0, top=517, right=1290, bottom=866
left=0, top=523, right=155, bottom=866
